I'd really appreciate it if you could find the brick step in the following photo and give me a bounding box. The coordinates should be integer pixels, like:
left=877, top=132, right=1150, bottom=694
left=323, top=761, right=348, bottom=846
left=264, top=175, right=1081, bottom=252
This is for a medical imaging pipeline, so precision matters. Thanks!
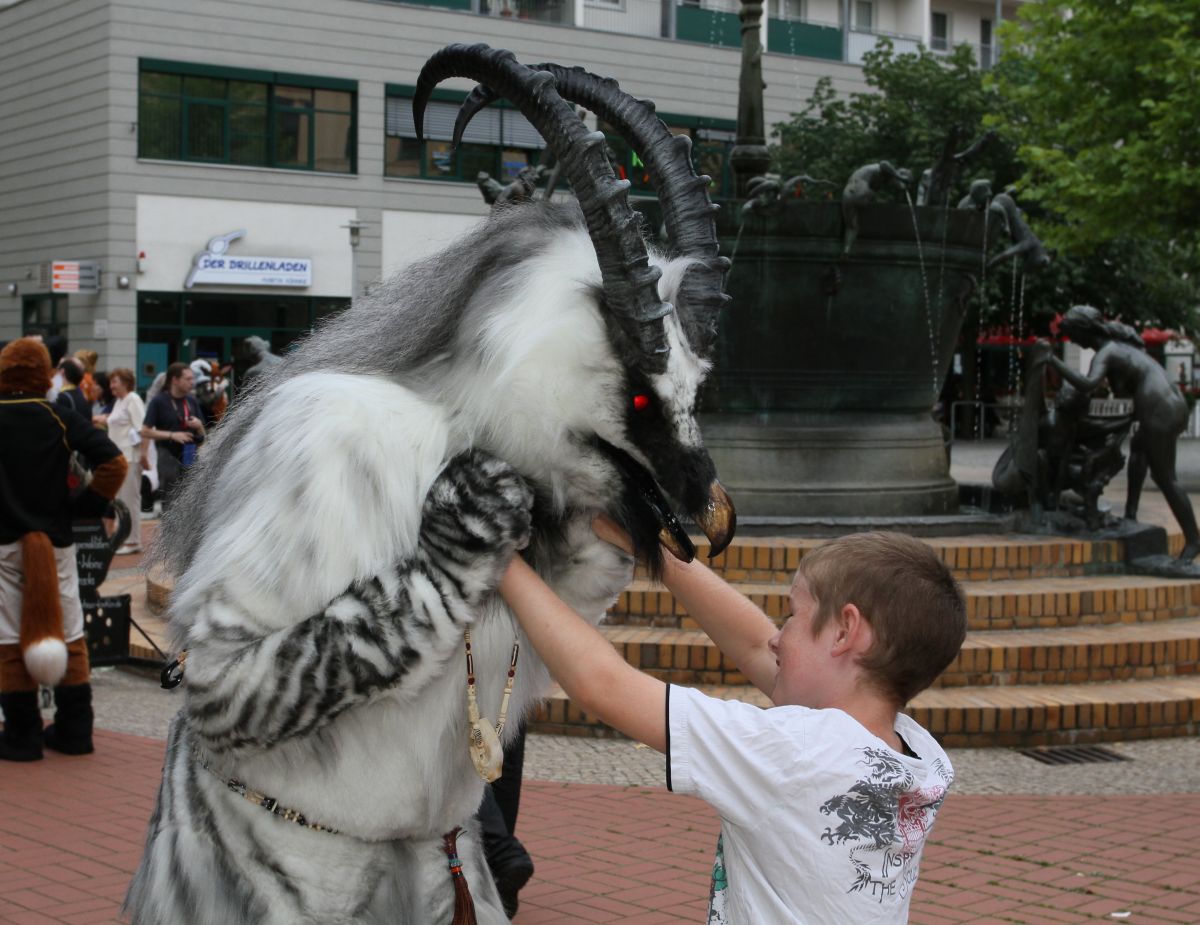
left=674, top=534, right=1131, bottom=585
left=528, top=676, right=1200, bottom=748
left=609, top=573, right=1200, bottom=631
left=596, top=619, right=1200, bottom=689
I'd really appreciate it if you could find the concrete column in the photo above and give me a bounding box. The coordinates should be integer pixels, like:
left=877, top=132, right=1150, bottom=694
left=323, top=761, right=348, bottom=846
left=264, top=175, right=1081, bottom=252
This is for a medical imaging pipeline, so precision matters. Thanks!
left=994, top=0, right=1002, bottom=59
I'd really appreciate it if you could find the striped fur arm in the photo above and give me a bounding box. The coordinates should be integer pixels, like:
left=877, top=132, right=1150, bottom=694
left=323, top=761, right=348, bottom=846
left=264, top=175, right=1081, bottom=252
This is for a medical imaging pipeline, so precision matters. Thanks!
left=183, top=450, right=533, bottom=754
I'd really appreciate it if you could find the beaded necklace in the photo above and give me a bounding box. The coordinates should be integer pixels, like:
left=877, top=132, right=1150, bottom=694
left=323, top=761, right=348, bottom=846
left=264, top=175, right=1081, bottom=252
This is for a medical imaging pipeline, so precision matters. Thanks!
left=463, top=627, right=519, bottom=783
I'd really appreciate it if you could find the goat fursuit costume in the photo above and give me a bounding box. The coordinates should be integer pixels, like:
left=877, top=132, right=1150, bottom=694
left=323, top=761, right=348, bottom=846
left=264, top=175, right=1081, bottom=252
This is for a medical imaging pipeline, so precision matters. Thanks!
left=0, top=338, right=127, bottom=761
left=127, top=45, right=736, bottom=925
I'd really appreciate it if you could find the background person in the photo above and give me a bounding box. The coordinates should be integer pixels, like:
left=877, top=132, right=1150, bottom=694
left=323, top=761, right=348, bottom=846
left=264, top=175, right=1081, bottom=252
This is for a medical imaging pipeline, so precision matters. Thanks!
left=499, top=525, right=966, bottom=924
left=140, top=362, right=205, bottom=510
left=94, top=367, right=146, bottom=554
left=73, top=348, right=102, bottom=406
left=54, top=357, right=89, bottom=418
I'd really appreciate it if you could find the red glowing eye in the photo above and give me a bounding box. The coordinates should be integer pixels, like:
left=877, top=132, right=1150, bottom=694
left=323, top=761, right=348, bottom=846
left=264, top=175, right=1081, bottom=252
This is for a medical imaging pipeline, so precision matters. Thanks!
left=632, top=393, right=651, bottom=411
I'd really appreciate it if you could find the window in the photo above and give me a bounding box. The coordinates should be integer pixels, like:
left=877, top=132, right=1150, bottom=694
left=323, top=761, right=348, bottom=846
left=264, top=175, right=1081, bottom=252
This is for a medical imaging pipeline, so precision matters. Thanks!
left=22, top=294, right=66, bottom=338
left=980, top=18, right=993, bottom=68
left=138, top=61, right=356, bottom=173
left=601, top=117, right=735, bottom=198
left=769, top=0, right=805, bottom=20
left=385, top=91, right=547, bottom=183
left=931, top=12, right=949, bottom=51
left=855, top=0, right=873, bottom=31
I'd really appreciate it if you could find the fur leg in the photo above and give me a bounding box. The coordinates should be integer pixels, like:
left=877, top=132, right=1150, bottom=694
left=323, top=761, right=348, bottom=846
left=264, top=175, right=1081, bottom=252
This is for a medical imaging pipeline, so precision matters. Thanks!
left=44, top=636, right=93, bottom=754
left=0, top=689, right=43, bottom=761
left=0, top=642, right=36, bottom=692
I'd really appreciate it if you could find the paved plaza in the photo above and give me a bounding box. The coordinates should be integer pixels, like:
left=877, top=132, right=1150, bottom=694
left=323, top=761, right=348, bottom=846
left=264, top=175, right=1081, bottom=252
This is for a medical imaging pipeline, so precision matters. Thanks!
left=2, top=440, right=1199, bottom=923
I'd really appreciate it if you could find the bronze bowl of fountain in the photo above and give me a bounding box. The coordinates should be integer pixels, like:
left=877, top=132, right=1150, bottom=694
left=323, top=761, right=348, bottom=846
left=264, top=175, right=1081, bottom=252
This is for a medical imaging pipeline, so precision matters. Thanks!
left=698, top=199, right=997, bottom=519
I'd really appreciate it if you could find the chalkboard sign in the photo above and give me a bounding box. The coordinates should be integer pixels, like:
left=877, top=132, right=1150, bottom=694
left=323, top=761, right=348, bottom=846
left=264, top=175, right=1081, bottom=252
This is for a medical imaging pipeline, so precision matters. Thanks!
left=73, top=520, right=115, bottom=604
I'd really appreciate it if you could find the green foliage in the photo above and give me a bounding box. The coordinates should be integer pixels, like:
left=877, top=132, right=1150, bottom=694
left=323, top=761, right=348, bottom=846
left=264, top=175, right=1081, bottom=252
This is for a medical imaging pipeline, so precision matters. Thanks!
left=989, top=0, right=1200, bottom=257
left=1019, top=239, right=1198, bottom=330
left=771, top=41, right=1018, bottom=195
left=769, top=28, right=1198, bottom=328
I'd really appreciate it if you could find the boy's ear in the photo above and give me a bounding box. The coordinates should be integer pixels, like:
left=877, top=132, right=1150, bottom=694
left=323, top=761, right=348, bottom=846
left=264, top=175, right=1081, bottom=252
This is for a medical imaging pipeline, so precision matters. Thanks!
left=831, top=603, right=873, bottom=657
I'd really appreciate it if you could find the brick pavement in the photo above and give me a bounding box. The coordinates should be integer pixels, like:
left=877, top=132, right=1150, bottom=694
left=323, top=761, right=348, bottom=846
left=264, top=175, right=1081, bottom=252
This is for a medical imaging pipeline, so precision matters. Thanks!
left=1, top=729, right=1198, bottom=924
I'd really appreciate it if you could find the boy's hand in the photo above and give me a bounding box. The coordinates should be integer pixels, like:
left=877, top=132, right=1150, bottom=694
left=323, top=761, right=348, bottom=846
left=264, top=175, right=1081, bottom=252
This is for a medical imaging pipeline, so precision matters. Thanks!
left=592, top=513, right=634, bottom=556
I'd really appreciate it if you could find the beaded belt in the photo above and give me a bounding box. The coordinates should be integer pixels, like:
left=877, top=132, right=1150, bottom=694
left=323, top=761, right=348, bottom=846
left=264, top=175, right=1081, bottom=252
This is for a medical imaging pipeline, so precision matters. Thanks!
left=192, top=747, right=479, bottom=920
left=191, top=746, right=341, bottom=834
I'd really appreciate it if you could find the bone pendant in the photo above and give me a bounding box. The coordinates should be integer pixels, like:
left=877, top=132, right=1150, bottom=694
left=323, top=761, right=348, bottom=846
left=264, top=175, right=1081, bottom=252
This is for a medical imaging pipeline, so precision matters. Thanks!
left=469, top=718, right=504, bottom=782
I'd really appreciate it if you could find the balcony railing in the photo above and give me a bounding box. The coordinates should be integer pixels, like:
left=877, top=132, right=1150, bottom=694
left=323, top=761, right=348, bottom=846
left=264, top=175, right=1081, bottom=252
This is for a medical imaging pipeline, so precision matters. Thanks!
left=674, top=0, right=741, bottom=47
left=583, top=0, right=671, bottom=39
left=478, top=0, right=575, bottom=25
left=384, top=0, right=999, bottom=70
left=767, top=17, right=843, bottom=60
left=847, top=27, right=923, bottom=64
left=931, top=40, right=996, bottom=69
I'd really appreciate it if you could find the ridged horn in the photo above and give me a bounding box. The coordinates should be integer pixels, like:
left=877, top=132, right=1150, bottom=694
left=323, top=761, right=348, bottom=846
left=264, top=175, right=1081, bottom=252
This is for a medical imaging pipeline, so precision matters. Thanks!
left=416, top=44, right=670, bottom=372
left=452, top=64, right=731, bottom=358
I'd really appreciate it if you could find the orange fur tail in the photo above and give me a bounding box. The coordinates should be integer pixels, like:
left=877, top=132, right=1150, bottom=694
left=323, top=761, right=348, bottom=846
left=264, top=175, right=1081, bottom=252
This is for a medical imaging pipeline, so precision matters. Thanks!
left=19, top=533, right=67, bottom=687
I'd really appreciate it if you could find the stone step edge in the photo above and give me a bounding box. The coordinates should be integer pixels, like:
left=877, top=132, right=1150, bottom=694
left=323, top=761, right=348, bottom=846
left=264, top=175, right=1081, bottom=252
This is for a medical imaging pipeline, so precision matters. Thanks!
left=622, top=574, right=1200, bottom=598
left=599, top=618, right=1200, bottom=651
left=535, top=674, right=1200, bottom=712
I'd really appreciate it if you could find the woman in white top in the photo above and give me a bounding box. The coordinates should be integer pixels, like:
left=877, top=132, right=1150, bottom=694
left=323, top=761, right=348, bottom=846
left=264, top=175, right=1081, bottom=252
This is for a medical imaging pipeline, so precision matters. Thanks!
left=95, top=368, right=146, bottom=553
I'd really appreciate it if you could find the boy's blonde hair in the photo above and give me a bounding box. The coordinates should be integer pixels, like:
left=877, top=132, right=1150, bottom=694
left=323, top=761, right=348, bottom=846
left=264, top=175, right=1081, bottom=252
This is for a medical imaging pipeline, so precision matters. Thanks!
left=797, top=531, right=966, bottom=706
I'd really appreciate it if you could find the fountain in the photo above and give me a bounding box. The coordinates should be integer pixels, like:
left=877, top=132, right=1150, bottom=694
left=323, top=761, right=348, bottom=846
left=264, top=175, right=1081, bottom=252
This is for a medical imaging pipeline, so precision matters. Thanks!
left=697, top=1, right=1007, bottom=523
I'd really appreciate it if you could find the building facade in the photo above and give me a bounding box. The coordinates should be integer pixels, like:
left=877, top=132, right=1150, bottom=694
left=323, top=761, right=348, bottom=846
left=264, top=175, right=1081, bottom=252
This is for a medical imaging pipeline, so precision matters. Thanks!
left=0, top=0, right=1017, bottom=383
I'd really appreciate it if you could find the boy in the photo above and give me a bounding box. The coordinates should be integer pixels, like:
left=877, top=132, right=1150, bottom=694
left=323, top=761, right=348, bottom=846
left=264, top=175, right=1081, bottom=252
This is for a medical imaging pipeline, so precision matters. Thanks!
left=498, top=525, right=966, bottom=924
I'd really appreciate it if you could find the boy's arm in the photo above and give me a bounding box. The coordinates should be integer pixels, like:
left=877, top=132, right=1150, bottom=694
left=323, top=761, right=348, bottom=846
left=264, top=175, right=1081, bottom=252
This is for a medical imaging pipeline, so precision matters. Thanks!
left=499, top=557, right=667, bottom=752
left=593, top=516, right=780, bottom=697
left=658, top=555, right=779, bottom=696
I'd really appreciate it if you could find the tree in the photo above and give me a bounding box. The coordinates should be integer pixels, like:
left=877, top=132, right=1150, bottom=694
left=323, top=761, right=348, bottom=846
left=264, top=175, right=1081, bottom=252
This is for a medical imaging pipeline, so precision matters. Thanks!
left=771, top=41, right=1018, bottom=194
left=769, top=33, right=1198, bottom=330
left=989, top=1, right=1200, bottom=258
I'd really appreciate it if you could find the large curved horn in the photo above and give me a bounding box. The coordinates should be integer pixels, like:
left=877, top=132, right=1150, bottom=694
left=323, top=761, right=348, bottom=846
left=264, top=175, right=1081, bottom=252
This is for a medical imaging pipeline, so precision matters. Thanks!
left=416, top=45, right=670, bottom=372
left=452, top=66, right=730, bottom=357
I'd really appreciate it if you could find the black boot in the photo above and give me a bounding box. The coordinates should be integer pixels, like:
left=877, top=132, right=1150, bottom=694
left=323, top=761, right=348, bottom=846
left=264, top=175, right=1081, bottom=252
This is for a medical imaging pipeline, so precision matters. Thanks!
left=480, top=786, right=534, bottom=919
left=43, top=683, right=94, bottom=755
left=0, top=690, right=44, bottom=761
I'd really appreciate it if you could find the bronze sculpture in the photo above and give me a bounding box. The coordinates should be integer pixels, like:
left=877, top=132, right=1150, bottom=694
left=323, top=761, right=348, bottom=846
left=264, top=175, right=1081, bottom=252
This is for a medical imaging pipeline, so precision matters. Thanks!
left=1047, top=306, right=1200, bottom=560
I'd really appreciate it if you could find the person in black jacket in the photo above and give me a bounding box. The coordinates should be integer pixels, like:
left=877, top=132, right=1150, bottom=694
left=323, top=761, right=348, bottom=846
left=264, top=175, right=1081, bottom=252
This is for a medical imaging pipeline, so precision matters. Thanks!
left=0, top=338, right=127, bottom=761
left=54, top=356, right=91, bottom=419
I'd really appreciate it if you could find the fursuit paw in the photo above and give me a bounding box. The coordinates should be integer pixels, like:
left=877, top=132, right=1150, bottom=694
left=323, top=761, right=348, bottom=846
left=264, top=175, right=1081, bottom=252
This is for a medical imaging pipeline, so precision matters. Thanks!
left=545, top=514, right=635, bottom=622
left=420, top=450, right=534, bottom=603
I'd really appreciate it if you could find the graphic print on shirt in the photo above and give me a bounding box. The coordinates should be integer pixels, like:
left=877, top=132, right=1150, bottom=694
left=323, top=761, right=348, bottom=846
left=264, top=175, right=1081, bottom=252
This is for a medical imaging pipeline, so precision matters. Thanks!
left=706, top=833, right=730, bottom=925
left=819, top=747, right=951, bottom=904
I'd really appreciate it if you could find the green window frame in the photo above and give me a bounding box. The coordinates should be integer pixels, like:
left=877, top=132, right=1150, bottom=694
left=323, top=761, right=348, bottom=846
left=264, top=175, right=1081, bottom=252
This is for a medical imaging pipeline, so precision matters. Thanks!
left=138, top=60, right=357, bottom=174
left=384, top=85, right=547, bottom=184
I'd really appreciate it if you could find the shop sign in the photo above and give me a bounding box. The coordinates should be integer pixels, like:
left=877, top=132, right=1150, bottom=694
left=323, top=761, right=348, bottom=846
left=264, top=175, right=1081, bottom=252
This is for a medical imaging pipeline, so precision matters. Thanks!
left=184, top=230, right=312, bottom=289
left=51, top=260, right=100, bottom=293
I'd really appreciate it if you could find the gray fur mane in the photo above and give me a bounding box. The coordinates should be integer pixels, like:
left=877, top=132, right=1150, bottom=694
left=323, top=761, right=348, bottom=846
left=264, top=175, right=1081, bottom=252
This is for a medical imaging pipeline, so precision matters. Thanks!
left=152, top=201, right=588, bottom=580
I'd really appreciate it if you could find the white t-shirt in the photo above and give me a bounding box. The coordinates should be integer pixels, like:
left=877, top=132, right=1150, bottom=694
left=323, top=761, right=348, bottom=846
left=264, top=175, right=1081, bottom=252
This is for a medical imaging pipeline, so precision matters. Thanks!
left=667, top=685, right=953, bottom=925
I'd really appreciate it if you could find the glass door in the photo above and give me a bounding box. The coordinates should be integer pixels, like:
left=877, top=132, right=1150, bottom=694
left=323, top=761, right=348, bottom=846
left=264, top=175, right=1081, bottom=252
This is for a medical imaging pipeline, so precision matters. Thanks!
left=181, top=327, right=271, bottom=405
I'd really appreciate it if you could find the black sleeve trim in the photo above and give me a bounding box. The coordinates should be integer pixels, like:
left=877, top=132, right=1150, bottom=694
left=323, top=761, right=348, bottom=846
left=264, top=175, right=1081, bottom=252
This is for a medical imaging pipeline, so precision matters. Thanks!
left=664, top=683, right=673, bottom=793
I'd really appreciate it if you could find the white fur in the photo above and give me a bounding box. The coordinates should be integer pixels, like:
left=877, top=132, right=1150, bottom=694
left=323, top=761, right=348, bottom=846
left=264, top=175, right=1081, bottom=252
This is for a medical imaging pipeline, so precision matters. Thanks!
left=171, top=372, right=452, bottom=636
left=650, top=310, right=712, bottom=450
left=139, top=219, right=704, bottom=922
left=23, top=637, right=67, bottom=687
left=444, top=229, right=627, bottom=514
